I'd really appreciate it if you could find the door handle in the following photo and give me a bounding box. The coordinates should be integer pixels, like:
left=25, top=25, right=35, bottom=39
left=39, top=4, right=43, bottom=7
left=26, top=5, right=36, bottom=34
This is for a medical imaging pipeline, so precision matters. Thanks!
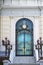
left=22, top=48, right=26, bottom=51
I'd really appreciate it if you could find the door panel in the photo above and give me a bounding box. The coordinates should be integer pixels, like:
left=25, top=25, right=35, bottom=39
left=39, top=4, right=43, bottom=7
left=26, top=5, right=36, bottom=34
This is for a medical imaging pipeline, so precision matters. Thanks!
left=17, top=32, right=24, bottom=55
left=25, top=33, right=33, bottom=55
left=17, top=31, right=33, bottom=55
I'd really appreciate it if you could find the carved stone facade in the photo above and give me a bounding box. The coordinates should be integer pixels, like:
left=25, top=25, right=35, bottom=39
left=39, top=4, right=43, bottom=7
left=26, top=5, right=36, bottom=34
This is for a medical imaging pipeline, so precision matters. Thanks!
left=0, top=0, right=43, bottom=63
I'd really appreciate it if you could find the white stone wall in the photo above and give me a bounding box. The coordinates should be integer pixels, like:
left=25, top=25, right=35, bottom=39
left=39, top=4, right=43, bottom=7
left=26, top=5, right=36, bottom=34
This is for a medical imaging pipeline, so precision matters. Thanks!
left=0, top=16, right=1, bottom=50
left=0, top=16, right=1, bottom=43
left=0, top=16, right=11, bottom=51
left=41, top=17, right=43, bottom=40
left=1, top=16, right=11, bottom=40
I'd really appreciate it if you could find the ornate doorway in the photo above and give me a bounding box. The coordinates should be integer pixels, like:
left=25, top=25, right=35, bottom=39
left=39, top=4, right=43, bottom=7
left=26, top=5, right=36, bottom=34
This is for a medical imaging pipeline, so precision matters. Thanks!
left=16, top=18, right=33, bottom=56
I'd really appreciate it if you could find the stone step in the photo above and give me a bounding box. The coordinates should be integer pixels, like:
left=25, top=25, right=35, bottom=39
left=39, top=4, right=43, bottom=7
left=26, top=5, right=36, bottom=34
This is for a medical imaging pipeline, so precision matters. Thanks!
left=9, top=64, right=40, bottom=65
left=13, top=56, right=36, bottom=64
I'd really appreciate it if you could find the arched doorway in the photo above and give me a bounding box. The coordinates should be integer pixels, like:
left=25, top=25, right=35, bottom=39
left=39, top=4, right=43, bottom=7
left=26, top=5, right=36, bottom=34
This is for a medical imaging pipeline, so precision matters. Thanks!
left=16, top=18, right=33, bottom=56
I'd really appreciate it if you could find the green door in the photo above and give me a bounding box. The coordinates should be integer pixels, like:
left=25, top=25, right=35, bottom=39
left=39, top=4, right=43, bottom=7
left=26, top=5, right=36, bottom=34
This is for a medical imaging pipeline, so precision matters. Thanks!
left=16, top=18, right=33, bottom=56
left=17, top=31, right=33, bottom=56
left=17, top=31, right=24, bottom=55
left=25, top=32, right=33, bottom=55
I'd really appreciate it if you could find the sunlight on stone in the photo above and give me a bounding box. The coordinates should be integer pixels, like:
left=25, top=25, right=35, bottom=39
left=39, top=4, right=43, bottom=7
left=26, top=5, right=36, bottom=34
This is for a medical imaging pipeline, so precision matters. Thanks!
left=9, top=49, right=15, bottom=63
left=35, top=50, right=39, bottom=61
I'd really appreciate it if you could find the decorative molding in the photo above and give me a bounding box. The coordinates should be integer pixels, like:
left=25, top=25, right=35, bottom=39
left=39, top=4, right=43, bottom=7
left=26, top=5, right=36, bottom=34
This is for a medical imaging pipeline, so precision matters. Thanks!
left=1, top=8, right=43, bottom=16
left=0, top=0, right=43, bottom=16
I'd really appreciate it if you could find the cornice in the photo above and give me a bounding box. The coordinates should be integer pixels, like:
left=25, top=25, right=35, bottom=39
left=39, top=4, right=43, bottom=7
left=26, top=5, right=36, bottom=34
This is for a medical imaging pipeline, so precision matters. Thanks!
left=0, top=4, right=43, bottom=16
left=0, top=5, right=43, bottom=10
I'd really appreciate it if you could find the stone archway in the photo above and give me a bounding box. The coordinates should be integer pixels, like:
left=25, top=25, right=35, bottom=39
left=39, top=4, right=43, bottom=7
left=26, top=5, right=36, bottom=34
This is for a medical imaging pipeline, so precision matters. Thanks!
left=10, top=17, right=39, bottom=63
